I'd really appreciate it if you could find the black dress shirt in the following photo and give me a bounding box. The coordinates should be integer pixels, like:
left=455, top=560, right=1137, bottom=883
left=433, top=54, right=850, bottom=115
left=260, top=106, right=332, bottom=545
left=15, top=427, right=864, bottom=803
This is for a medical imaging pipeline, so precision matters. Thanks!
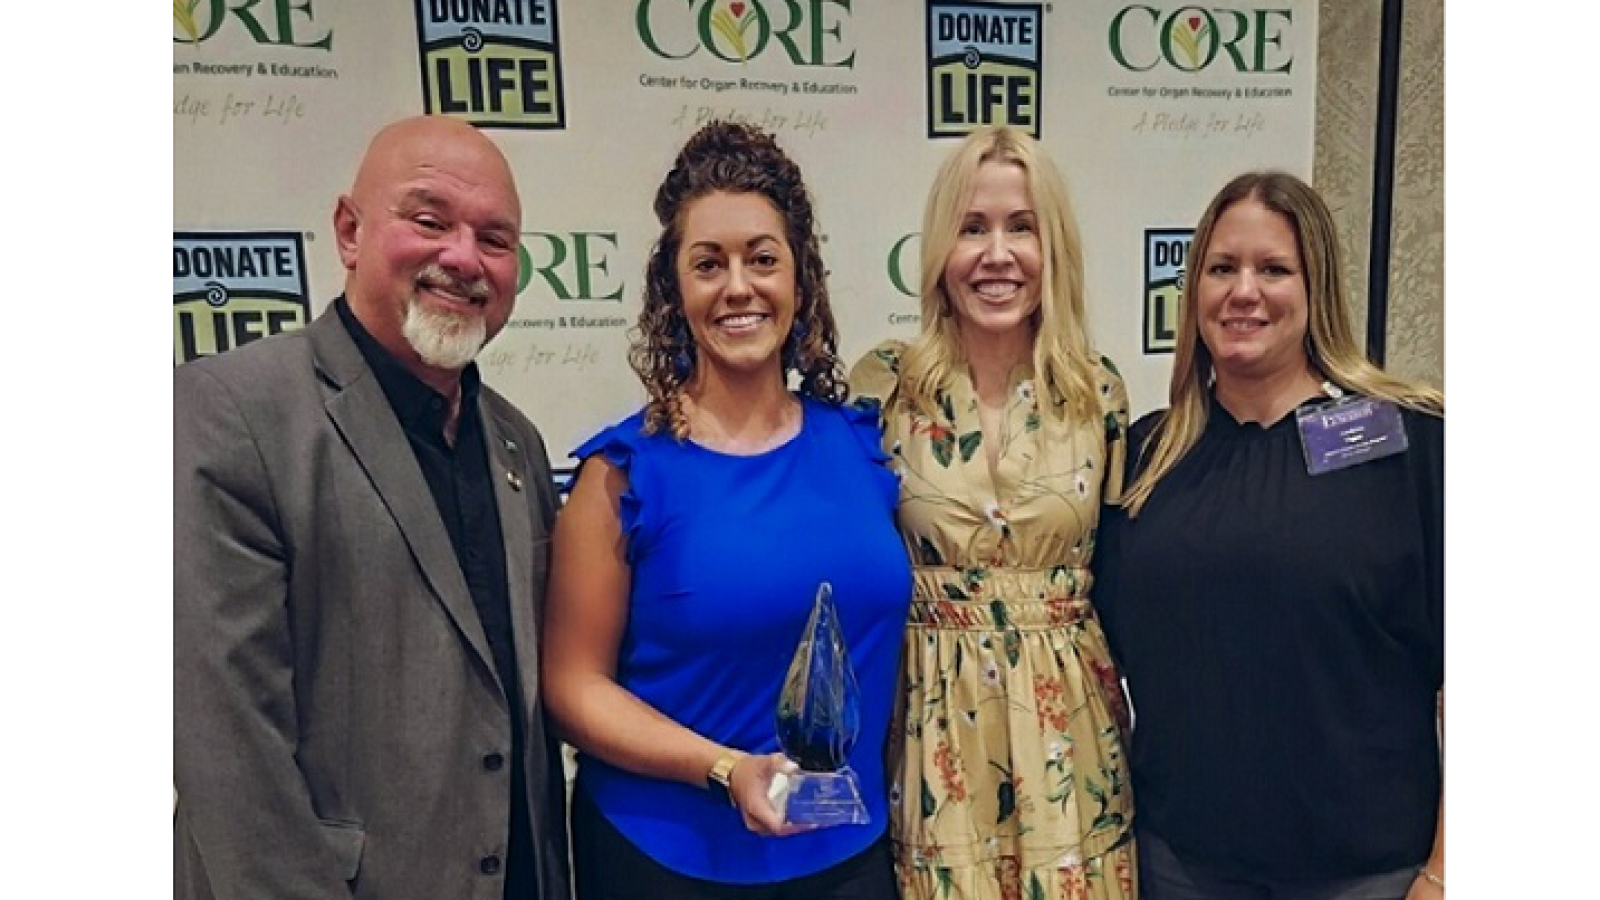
left=337, top=298, right=537, bottom=900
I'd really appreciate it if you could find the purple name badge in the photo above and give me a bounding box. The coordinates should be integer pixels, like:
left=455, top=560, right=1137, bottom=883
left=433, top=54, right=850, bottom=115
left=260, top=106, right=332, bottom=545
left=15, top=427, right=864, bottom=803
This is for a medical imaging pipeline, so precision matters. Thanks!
left=1295, top=396, right=1409, bottom=476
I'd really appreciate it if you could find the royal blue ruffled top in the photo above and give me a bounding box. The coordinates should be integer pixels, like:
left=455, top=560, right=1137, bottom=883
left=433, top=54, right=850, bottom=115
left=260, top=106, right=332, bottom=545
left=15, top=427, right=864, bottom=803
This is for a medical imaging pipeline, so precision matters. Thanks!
left=569, top=396, right=913, bottom=884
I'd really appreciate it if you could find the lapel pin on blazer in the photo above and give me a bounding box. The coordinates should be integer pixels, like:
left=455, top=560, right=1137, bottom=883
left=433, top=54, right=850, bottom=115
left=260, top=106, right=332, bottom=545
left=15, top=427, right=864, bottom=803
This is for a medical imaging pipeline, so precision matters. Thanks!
left=506, top=470, right=524, bottom=492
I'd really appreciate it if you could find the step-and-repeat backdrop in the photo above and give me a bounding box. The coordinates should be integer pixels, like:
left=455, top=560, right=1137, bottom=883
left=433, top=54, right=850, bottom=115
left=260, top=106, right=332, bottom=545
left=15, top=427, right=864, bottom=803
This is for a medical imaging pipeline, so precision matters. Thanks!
left=174, top=0, right=1317, bottom=473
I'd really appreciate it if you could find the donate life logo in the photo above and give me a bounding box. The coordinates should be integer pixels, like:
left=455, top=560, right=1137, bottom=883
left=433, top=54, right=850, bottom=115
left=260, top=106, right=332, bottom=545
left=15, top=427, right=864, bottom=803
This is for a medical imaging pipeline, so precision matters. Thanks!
left=174, top=232, right=311, bottom=365
left=1143, top=228, right=1191, bottom=354
left=635, top=0, right=857, bottom=67
left=1108, top=5, right=1294, bottom=74
left=925, top=0, right=1044, bottom=139
left=415, top=0, right=566, bottom=129
left=173, top=0, right=333, bottom=48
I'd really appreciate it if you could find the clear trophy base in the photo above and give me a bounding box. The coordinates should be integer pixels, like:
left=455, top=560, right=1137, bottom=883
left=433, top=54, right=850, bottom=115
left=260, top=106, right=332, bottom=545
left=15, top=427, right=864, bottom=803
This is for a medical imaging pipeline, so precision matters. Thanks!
left=767, top=765, right=870, bottom=827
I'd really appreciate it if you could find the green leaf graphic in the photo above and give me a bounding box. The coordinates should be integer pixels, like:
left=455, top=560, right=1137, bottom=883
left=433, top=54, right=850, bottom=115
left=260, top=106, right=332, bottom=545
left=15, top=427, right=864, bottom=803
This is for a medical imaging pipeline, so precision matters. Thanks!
left=958, top=430, right=983, bottom=462
left=1173, top=21, right=1212, bottom=68
left=996, top=779, right=1015, bottom=822
left=711, top=10, right=749, bottom=61
left=174, top=0, right=201, bottom=43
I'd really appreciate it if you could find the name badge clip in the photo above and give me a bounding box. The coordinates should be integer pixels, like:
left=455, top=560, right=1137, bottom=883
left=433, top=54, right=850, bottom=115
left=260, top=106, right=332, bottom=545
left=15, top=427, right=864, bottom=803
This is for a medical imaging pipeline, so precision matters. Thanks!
left=1295, top=390, right=1409, bottom=476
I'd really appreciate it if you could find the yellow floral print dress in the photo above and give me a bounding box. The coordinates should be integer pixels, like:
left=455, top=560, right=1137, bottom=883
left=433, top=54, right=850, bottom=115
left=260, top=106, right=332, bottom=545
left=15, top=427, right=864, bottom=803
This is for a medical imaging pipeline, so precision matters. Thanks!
left=850, top=341, right=1136, bottom=900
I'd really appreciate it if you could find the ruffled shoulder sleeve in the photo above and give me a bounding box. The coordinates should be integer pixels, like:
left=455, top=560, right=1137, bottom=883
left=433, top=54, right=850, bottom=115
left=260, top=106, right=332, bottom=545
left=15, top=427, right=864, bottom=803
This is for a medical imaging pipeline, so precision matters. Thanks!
left=834, top=400, right=901, bottom=512
left=838, top=401, right=893, bottom=467
left=846, top=339, right=908, bottom=429
left=569, top=410, right=652, bottom=564
left=1095, top=353, right=1132, bottom=504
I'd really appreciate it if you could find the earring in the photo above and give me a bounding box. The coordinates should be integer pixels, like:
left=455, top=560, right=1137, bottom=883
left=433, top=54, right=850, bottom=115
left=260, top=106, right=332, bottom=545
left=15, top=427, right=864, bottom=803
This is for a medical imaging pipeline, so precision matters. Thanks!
left=670, top=318, right=695, bottom=380
left=782, top=321, right=807, bottom=371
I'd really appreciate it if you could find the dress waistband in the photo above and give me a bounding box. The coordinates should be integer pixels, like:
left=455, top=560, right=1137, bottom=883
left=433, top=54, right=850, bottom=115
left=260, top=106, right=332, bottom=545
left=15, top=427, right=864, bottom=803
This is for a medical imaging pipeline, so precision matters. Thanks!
left=908, top=566, right=1097, bottom=631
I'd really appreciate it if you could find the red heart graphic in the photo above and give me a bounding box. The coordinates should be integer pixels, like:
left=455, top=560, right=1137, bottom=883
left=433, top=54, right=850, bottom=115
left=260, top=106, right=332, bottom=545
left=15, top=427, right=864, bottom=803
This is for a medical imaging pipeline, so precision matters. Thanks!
left=1188, top=15, right=1201, bottom=30
left=731, top=1, right=746, bottom=17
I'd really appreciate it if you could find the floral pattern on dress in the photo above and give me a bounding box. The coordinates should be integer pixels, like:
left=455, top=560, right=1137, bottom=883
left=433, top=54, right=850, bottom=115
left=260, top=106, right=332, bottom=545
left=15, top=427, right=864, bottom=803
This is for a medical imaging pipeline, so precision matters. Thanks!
left=851, top=341, right=1137, bottom=900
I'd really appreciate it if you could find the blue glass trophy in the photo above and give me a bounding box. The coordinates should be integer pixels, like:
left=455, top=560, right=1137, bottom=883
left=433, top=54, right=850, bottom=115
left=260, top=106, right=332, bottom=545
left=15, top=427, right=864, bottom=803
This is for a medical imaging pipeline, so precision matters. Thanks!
left=767, top=582, right=869, bottom=827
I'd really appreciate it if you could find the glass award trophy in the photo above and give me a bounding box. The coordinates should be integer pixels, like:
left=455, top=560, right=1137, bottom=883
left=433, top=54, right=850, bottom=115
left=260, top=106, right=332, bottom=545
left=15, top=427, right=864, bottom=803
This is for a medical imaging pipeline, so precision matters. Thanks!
left=766, top=582, right=870, bottom=827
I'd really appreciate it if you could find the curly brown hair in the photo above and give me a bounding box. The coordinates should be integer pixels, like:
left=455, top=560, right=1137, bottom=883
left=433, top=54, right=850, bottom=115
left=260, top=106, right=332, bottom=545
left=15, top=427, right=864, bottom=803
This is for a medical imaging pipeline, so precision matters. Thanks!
left=629, top=120, right=845, bottom=439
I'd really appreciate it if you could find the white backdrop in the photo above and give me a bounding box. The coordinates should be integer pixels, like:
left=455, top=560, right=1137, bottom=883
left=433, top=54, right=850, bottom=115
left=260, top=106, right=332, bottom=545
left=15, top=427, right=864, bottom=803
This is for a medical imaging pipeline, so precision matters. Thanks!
left=174, top=0, right=1318, bottom=473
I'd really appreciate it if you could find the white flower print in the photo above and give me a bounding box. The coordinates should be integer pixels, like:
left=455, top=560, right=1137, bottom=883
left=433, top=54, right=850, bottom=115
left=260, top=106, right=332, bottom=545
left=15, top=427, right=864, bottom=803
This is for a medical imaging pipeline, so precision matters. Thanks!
left=983, top=500, right=1008, bottom=532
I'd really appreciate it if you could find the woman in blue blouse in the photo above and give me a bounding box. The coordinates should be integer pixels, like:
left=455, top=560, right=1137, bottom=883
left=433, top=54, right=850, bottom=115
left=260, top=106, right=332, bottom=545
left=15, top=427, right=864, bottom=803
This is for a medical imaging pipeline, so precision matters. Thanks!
left=541, top=120, right=912, bottom=899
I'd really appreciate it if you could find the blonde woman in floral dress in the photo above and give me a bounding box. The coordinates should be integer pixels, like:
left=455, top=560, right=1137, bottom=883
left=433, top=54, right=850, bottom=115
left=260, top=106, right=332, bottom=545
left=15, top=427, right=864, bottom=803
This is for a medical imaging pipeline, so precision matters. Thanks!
left=850, top=126, right=1135, bottom=900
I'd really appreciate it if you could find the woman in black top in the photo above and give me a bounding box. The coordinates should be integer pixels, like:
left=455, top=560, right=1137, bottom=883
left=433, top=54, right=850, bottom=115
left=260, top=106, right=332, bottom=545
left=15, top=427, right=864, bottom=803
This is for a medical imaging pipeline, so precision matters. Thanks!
left=1096, top=172, right=1443, bottom=900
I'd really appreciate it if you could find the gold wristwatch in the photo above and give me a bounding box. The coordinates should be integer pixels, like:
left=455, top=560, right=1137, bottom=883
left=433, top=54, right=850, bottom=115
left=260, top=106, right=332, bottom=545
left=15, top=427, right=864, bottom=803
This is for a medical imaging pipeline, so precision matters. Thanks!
left=706, top=752, right=742, bottom=807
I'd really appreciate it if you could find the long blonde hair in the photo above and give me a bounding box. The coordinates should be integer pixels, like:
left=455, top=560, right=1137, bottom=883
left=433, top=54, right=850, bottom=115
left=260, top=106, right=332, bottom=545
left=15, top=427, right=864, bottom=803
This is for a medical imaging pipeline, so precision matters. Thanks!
left=1123, top=171, right=1444, bottom=516
left=895, top=126, right=1100, bottom=424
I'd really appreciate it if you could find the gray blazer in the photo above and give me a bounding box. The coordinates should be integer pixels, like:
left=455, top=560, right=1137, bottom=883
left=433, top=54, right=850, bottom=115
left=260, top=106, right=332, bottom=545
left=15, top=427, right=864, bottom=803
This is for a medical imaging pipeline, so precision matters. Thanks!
left=174, top=306, right=570, bottom=900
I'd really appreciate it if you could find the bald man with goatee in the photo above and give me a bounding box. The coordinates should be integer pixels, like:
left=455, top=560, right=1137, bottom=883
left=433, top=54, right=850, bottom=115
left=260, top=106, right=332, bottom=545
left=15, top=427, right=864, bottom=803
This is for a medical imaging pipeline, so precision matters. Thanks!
left=175, top=115, right=570, bottom=900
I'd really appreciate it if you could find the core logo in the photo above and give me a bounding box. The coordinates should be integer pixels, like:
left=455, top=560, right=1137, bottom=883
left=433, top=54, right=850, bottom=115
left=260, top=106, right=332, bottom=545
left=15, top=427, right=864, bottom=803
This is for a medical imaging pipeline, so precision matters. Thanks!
left=173, top=0, right=333, bottom=49
left=636, top=0, right=856, bottom=68
left=926, top=1, right=1043, bottom=138
left=416, top=0, right=566, bottom=129
left=884, top=231, right=925, bottom=327
left=174, top=232, right=311, bottom=364
left=1109, top=6, right=1293, bottom=74
left=1144, top=228, right=1190, bottom=354
left=516, top=231, right=625, bottom=302
left=886, top=232, right=920, bottom=298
